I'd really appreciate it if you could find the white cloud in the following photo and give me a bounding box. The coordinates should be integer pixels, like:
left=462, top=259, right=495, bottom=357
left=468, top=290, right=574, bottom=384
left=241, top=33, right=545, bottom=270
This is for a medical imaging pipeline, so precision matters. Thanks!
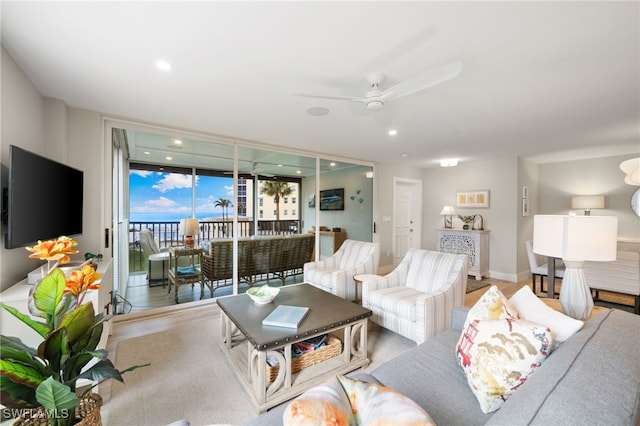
left=130, top=170, right=153, bottom=178
left=130, top=196, right=190, bottom=214
left=152, top=174, right=198, bottom=193
left=224, top=185, right=234, bottom=197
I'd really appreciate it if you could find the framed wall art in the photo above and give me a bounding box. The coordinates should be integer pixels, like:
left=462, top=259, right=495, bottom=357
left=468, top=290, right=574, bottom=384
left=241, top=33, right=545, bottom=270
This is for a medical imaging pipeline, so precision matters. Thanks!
left=456, top=189, right=490, bottom=208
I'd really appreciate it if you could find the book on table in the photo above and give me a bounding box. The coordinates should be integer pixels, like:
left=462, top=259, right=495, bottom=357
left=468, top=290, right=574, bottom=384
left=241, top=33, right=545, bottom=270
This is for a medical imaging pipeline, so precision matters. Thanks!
left=262, top=305, right=309, bottom=328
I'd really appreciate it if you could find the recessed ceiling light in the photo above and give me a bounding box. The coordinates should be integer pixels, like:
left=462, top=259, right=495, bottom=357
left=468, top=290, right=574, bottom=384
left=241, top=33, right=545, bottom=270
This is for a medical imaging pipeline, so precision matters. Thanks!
left=166, top=156, right=172, bottom=161
left=401, top=153, right=409, bottom=158
left=278, top=164, right=283, bottom=167
left=306, top=106, right=330, bottom=116
left=143, top=151, right=150, bottom=155
left=296, top=170, right=302, bottom=174
left=330, top=162, right=336, bottom=167
left=388, top=129, right=398, bottom=136
left=156, top=60, right=172, bottom=71
left=440, top=159, right=458, bottom=167
left=173, top=139, right=182, bottom=145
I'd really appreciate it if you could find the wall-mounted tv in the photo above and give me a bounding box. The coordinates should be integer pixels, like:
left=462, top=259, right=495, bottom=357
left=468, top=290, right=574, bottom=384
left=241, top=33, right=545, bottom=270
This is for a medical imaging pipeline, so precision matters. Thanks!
left=319, top=188, right=345, bottom=211
left=4, top=145, right=83, bottom=249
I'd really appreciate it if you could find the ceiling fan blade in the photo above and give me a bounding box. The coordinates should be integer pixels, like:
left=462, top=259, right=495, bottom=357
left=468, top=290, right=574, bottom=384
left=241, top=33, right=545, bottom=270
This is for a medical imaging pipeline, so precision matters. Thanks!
left=293, top=93, right=367, bottom=103
left=381, top=60, right=463, bottom=100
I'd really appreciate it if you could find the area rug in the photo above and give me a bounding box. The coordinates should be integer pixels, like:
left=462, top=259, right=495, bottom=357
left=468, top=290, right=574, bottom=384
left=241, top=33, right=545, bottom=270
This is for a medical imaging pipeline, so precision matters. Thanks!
left=104, top=311, right=415, bottom=426
left=466, top=279, right=493, bottom=294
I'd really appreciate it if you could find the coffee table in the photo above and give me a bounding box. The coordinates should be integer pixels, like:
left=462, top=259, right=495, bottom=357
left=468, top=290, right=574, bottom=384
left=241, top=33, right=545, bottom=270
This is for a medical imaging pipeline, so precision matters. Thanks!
left=217, top=283, right=372, bottom=413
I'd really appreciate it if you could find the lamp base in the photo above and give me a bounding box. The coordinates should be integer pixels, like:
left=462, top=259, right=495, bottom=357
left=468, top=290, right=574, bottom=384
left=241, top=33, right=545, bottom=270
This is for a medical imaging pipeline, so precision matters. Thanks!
left=559, top=260, right=594, bottom=320
left=185, top=235, right=194, bottom=249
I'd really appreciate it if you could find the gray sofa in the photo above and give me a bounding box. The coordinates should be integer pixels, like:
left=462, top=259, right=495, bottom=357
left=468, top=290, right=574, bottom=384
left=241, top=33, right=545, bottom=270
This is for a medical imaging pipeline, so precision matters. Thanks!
left=243, top=306, right=640, bottom=425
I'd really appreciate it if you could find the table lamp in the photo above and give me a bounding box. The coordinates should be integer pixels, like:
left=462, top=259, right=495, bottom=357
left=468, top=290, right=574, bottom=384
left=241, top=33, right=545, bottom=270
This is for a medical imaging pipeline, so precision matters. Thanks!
left=440, top=206, right=455, bottom=229
left=571, top=195, right=605, bottom=215
left=533, top=214, right=617, bottom=320
left=180, top=218, right=200, bottom=249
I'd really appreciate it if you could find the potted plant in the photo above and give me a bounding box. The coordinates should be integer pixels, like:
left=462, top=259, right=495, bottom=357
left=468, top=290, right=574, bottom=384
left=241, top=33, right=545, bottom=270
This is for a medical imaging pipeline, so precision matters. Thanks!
left=458, top=215, right=475, bottom=230
left=1, top=236, right=147, bottom=425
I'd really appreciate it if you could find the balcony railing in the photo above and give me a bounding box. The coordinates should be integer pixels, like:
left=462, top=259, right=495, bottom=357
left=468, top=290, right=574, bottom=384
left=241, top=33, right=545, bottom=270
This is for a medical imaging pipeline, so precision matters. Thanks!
left=128, top=219, right=301, bottom=272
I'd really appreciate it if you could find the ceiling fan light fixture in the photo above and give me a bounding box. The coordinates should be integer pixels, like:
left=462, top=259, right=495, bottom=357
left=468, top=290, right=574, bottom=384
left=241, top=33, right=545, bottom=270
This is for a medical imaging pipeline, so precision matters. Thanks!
left=366, top=100, right=384, bottom=111
left=440, top=159, right=458, bottom=167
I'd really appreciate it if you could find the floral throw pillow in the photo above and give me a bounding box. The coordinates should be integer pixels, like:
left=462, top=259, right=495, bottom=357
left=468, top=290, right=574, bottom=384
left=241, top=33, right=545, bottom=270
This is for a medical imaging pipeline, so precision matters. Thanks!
left=283, top=376, right=354, bottom=426
left=456, top=316, right=553, bottom=413
left=336, top=375, right=435, bottom=426
left=463, top=285, right=519, bottom=329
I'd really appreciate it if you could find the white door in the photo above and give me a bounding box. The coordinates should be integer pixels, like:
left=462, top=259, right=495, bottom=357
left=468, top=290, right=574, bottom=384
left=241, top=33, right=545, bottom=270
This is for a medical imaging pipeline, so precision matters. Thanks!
left=392, top=178, right=422, bottom=265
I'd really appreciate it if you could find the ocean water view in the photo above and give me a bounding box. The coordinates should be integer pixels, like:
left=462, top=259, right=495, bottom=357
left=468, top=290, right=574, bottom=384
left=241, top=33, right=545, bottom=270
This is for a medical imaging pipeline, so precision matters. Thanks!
left=130, top=213, right=224, bottom=223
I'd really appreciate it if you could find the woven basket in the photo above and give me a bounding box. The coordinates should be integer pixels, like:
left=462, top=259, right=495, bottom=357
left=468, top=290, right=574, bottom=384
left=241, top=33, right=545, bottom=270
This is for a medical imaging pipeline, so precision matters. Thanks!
left=267, top=336, right=342, bottom=382
left=14, top=393, right=102, bottom=426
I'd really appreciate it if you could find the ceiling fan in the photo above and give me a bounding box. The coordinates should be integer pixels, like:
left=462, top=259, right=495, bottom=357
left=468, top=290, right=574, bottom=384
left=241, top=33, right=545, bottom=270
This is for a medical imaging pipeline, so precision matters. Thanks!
left=294, top=60, right=462, bottom=111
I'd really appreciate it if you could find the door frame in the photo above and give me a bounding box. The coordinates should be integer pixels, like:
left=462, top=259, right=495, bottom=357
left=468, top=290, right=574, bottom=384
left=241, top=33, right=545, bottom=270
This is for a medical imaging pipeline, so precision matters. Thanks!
left=392, top=177, right=423, bottom=265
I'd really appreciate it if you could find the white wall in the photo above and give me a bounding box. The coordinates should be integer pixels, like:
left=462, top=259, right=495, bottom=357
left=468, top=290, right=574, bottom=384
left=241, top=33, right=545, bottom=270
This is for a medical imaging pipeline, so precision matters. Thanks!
left=538, top=155, right=640, bottom=240
left=1, top=45, right=46, bottom=288
left=423, top=156, right=519, bottom=281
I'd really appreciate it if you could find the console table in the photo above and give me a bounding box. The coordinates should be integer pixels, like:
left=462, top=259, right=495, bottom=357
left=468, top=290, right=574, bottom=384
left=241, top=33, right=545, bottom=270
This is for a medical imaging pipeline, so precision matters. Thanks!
left=437, top=229, right=489, bottom=280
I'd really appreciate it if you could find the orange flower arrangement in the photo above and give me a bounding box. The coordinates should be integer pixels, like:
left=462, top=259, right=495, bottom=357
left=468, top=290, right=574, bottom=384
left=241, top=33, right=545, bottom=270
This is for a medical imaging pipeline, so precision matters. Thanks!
left=1, top=236, right=146, bottom=424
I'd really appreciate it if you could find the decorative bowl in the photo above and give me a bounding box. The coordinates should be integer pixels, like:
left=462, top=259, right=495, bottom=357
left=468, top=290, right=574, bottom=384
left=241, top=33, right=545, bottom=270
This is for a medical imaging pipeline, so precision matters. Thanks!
left=246, top=285, right=280, bottom=304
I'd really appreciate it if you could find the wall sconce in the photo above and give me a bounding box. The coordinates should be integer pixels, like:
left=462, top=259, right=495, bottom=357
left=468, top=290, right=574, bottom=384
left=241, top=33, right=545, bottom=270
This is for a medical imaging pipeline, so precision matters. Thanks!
left=440, top=206, right=455, bottom=229
left=533, top=214, right=617, bottom=320
left=571, top=195, right=605, bottom=215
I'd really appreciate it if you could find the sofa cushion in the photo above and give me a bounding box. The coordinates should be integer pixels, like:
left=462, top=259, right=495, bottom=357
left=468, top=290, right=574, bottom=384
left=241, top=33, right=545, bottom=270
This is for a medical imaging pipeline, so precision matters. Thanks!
left=282, top=376, right=353, bottom=426
left=366, top=286, right=423, bottom=322
left=456, top=317, right=553, bottom=413
left=336, top=375, right=435, bottom=425
left=508, top=285, right=583, bottom=345
left=305, top=268, right=341, bottom=291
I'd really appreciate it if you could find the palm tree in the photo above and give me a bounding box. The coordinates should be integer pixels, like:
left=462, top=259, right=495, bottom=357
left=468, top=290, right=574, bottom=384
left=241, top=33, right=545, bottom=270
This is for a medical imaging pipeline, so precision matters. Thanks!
left=261, top=181, right=293, bottom=224
left=214, top=198, right=232, bottom=235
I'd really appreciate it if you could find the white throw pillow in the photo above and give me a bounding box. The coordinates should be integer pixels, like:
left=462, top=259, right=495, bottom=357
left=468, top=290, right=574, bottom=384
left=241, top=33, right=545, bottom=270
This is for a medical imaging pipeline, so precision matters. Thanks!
left=509, top=285, right=583, bottom=345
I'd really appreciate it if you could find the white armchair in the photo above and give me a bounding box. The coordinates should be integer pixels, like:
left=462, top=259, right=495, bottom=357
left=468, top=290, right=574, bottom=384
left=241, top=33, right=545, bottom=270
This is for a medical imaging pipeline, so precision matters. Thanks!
left=304, top=239, right=380, bottom=301
left=362, top=249, right=467, bottom=344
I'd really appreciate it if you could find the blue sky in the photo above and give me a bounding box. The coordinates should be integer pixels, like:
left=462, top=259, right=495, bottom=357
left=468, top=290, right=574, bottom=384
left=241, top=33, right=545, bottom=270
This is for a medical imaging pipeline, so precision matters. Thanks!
left=129, top=170, right=233, bottom=221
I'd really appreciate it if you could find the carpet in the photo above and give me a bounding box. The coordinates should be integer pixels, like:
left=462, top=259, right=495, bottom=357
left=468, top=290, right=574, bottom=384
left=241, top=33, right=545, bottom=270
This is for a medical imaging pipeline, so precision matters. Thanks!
left=103, top=309, right=416, bottom=426
left=466, top=279, right=493, bottom=294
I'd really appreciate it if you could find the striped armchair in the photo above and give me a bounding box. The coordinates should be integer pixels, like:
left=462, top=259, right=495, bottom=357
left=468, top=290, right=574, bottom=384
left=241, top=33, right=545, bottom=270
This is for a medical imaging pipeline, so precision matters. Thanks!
left=362, top=249, right=468, bottom=344
left=304, top=239, right=380, bottom=301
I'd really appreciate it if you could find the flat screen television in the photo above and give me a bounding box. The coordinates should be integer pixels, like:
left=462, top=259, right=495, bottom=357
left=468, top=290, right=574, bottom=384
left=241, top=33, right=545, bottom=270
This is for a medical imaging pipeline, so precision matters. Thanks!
left=5, top=145, right=83, bottom=249
left=319, top=188, right=345, bottom=211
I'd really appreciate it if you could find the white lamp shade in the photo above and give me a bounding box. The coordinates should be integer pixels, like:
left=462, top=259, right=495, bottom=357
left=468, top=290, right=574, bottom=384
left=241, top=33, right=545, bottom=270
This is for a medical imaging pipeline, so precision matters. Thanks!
left=620, top=157, right=640, bottom=186
left=184, top=218, right=200, bottom=236
left=571, top=195, right=605, bottom=210
left=533, top=215, right=617, bottom=261
left=440, top=206, right=455, bottom=215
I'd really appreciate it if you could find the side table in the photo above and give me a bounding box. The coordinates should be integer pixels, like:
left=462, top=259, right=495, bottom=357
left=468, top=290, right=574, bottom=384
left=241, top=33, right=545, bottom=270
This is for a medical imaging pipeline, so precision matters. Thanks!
left=353, top=274, right=382, bottom=304
left=168, top=246, right=204, bottom=303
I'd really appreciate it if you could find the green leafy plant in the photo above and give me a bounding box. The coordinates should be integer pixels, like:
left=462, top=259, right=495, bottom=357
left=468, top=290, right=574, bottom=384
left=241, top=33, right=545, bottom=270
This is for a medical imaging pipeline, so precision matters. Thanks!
left=1, top=237, right=148, bottom=425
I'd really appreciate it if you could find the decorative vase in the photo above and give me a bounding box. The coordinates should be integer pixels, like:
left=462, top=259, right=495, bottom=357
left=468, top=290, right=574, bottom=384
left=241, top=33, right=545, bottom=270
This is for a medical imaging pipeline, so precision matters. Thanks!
left=14, top=393, right=102, bottom=426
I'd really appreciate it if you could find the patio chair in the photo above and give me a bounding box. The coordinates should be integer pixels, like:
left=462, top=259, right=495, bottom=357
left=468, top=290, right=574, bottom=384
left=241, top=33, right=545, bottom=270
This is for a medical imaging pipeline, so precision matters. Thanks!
left=139, top=228, right=170, bottom=284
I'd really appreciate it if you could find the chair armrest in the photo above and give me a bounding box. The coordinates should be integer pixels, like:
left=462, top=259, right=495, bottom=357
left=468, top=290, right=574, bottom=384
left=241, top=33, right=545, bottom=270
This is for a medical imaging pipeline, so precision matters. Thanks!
left=303, top=256, right=336, bottom=272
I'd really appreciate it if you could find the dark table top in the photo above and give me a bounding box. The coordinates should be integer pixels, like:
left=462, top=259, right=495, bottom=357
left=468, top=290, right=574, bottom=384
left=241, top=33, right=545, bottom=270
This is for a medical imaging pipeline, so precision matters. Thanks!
left=217, top=283, right=372, bottom=350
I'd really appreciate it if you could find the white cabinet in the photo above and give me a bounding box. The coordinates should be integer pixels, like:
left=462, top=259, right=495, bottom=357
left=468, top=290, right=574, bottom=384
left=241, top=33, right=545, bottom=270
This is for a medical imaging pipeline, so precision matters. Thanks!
left=0, top=259, right=113, bottom=349
left=437, top=229, right=489, bottom=280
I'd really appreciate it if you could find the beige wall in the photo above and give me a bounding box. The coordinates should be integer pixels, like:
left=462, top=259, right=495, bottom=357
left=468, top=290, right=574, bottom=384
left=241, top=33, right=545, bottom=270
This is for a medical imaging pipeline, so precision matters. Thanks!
left=1, top=46, right=109, bottom=291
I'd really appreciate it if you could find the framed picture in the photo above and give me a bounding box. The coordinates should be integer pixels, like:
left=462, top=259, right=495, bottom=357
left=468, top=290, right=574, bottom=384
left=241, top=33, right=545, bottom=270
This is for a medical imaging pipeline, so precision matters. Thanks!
left=319, top=188, right=345, bottom=211
left=522, top=198, right=529, bottom=216
left=522, top=186, right=529, bottom=199
left=456, top=190, right=490, bottom=208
